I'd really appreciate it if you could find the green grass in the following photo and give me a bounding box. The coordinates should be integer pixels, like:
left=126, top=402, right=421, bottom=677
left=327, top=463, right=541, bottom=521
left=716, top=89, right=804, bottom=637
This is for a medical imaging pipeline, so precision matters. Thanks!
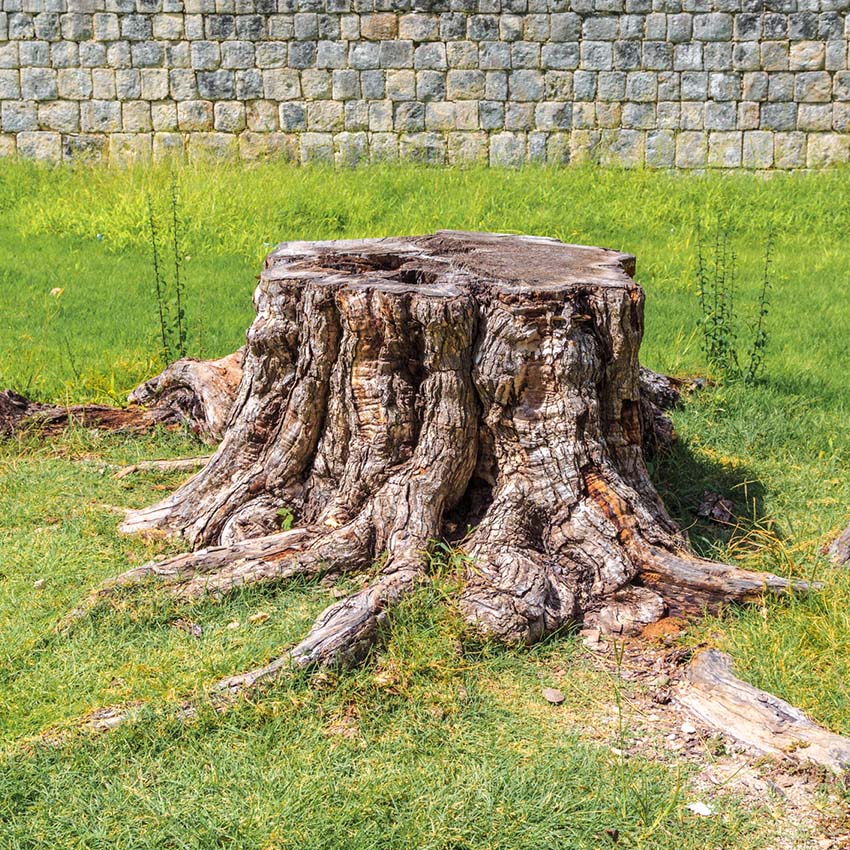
left=1, top=160, right=849, bottom=847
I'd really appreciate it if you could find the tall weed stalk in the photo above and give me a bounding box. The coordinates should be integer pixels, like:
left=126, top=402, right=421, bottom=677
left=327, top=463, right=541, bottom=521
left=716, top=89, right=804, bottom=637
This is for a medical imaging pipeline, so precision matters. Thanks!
left=695, top=215, right=774, bottom=385
left=146, top=173, right=188, bottom=364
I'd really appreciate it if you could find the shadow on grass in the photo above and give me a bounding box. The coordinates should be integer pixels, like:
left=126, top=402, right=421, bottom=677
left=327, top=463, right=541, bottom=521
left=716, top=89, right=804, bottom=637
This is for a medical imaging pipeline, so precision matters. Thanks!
left=648, top=436, right=767, bottom=560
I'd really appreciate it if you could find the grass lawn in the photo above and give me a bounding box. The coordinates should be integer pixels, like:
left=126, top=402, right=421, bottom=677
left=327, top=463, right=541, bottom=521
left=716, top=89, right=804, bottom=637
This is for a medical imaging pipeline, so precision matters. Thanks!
left=1, top=162, right=849, bottom=848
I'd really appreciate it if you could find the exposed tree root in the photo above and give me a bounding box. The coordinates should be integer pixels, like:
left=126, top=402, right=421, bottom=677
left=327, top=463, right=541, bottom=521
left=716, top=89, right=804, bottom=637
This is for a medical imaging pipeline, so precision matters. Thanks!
left=127, top=350, right=244, bottom=440
left=112, top=455, right=213, bottom=479
left=1, top=350, right=242, bottom=441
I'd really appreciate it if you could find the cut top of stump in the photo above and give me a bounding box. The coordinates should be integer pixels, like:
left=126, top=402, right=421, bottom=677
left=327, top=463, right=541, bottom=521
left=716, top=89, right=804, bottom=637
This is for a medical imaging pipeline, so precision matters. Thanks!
left=262, top=231, right=637, bottom=298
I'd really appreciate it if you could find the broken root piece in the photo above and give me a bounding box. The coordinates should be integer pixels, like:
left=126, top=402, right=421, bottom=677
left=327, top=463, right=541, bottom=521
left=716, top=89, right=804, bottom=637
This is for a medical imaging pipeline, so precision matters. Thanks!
left=1, top=350, right=243, bottom=441
left=112, top=455, right=213, bottom=479
left=676, top=649, right=850, bottom=775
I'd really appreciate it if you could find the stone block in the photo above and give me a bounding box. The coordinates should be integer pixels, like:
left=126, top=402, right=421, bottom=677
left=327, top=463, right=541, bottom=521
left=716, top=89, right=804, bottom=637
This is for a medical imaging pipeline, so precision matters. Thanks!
left=197, top=69, right=235, bottom=99
left=489, top=131, right=526, bottom=167
left=511, top=42, right=540, bottom=70
left=542, top=43, right=579, bottom=70
left=152, top=13, right=184, bottom=39
left=263, top=68, right=300, bottom=100
left=152, top=131, right=184, bottom=161
left=38, top=100, right=79, bottom=132
left=599, top=128, right=644, bottom=167
left=0, top=70, right=21, bottom=100
left=505, top=102, right=534, bottom=130
left=279, top=101, right=306, bottom=130
left=317, top=40, right=348, bottom=69
left=81, top=100, right=122, bottom=132
left=399, top=13, right=438, bottom=41
left=790, top=41, right=825, bottom=71
left=306, top=99, right=343, bottom=131
left=509, top=69, right=544, bottom=101
left=535, top=101, right=571, bottom=130
left=151, top=101, right=178, bottom=130
left=177, top=99, right=213, bottom=129
left=122, top=99, right=152, bottom=132
left=334, top=130, right=368, bottom=166
left=386, top=69, right=415, bottom=100
left=581, top=41, right=613, bottom=70
left=645, top=128, right=675, bottom=166
left=773, top=131, right=806, bottom=168
left=22, top=67, right=58, bottom=100
left=761, top=101, right=797, bottom=130
left=141, top=68, right=169, bottom=100
left=807, top=132, right=849, bottom=167
left=360, top=13, right=396, bottom=40
left=742, top=130, right=773, bottom=168
left=187, top=131, right=238, bottom=161
left=214, top=99, right=246, bottom=131
left=447, top=131, right=488, bottom=165
left=447, top=69, right=484, bottom=99
left=17, top=130, right=61, bottom=160
left=415, top=42, right=448, bottom=70
left=393, top=100, right=423, bottom=131
left=368, top=101, right=392, bottom=131
left=760, top=41, right=789, bottom=71
left=380, top=40, right=414, bottom=68
left=570, top=129, right=602, bottom=165
left=797, top=103, right=832, bottom=130
left=707, top=130, right=741, bottom=167
left=51, top=41, right=79, bottom=69
left=238, top=131, right=297, bottom=161
left=447, top=42, right=479, bottom=69
left=676, top=130, right=707, bottom=167
left=222, top=40, right=257, bottom=69
left=693, top=12, right=732, bottom=41
left=705, top=101, right=738, bottom=130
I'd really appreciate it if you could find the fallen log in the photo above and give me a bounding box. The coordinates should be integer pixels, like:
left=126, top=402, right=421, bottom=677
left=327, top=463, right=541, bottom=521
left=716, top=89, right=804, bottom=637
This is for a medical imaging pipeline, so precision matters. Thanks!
left=70, top=231, right=809, bottom=685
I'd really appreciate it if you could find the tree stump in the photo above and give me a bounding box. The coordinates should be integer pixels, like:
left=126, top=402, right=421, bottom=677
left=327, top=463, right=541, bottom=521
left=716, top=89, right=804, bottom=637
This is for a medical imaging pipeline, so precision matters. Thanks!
left=86, top=232, right=806, bottom=684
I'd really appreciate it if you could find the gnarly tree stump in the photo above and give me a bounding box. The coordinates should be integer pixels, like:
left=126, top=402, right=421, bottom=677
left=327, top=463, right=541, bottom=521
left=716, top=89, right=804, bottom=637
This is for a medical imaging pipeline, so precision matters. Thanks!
left=84, top=232, right=806, bottom=684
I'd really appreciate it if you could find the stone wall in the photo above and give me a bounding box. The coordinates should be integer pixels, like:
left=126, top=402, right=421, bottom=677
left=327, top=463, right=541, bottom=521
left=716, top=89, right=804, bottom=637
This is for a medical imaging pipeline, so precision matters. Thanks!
left=0, top=0, right=848, bottom=167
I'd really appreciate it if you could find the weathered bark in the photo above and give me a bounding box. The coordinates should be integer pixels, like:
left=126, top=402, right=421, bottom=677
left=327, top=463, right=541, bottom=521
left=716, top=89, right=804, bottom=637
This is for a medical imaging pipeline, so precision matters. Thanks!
left=676, top=649, right=850, bottom=774
left=827, top=524, right=850, bottom=565
left=0, top=351, right=242, bottom=441
left=81, top=232, right=808, bottom=681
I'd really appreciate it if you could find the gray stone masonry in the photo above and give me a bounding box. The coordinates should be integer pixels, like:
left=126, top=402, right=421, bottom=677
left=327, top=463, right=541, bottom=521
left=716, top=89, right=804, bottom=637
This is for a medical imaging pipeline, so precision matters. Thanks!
left=1, top=0, right=849, bottom=167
